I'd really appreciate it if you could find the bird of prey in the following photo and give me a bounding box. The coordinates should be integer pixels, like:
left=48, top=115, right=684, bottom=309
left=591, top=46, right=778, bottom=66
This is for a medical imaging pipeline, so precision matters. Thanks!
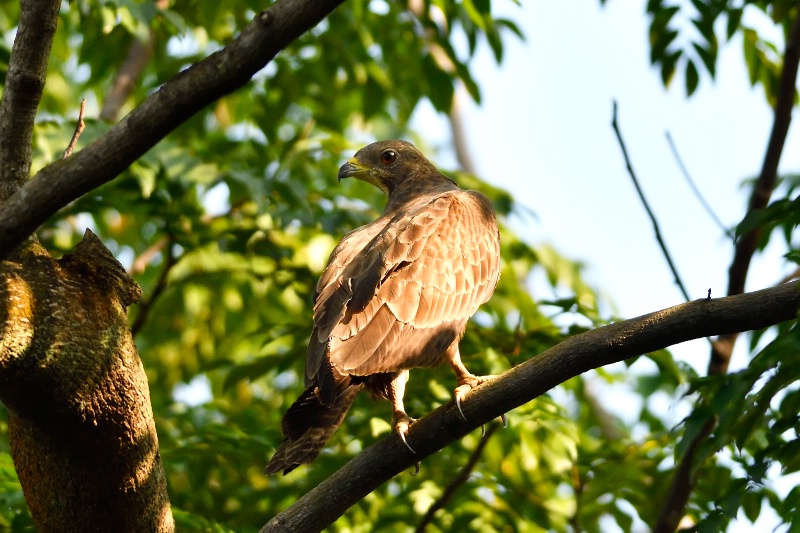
left=264, top=140, right=501, bottom=475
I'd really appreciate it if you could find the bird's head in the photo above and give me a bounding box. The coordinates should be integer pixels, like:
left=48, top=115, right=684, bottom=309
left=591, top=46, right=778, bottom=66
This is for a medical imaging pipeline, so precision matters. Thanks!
left=337, top=140, right=441, bottom=196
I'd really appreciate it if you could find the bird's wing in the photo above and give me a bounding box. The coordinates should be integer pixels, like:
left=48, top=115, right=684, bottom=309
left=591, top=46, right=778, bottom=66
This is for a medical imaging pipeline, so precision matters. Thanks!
left=308, top=190, right=500, bottom=384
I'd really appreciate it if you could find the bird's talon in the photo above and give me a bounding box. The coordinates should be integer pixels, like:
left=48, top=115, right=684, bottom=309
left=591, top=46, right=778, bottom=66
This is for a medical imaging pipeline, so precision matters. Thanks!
left=455, top=396, right=467, bottom=420
left=501, top=413, right=508, bottom=428
left=480, top=424, right=486, bottom=437
left=399, top=429, right=415, bottom=454
left=410, top=462, right=420, bottom=476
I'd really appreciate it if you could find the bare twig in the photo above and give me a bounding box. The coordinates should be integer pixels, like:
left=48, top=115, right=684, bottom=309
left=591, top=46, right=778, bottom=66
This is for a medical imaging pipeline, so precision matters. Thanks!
left=611, top=101, right=691, bottom=302
left=665, top=131, right=733, bottom=241
left=261, top=281, right=800, bottom=533
left=131, top=237, right=177, bottom=337
left=128, top=236, right=168, bottom=276
left=414, top=423, right=499, bottom=532
left=63, top=99, right=87, bottom=159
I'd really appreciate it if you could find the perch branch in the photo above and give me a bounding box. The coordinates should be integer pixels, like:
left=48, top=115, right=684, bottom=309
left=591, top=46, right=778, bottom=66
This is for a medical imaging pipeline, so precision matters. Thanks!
left=261, top=281, right=800, bottom=533
left=611, top=101, right=691, bottom=302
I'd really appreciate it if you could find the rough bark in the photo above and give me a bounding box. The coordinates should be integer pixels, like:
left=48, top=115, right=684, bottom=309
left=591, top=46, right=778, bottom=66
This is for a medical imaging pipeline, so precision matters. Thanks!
left=0, top=0, right=60, bottom=203
left=262, top=282, right=800, bottom=533
left=0, top=231, right=173, bottom=532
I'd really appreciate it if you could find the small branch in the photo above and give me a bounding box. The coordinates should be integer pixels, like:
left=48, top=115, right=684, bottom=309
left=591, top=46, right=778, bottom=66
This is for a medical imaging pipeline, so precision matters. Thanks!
left=414, top=423, right=499, bottom=532
left=63, top=99, right=87, bottom=159
left=0, top=0, right=61, bottom=203
left=131, top=237, right=177, bottom=337
left=261, top=281, right=800, bottom=533
left=611, top=101, right=691, bottom=302
left=652, top=418, right=714, bottom=533
left=128, top=236, right=167, bottom=276
left=665, top=131, right=733, bottom=241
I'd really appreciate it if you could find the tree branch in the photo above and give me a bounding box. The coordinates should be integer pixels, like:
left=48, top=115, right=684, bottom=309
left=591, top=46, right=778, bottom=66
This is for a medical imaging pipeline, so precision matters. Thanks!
left=0, top=0, right=61, bottom=203
left=611, top=101, right=691, bottom=302
left=261, top=282, right=800, bottom=533
left=0, top=0, right=346, bottom=260
left=131, top=237, right=176, bottom=337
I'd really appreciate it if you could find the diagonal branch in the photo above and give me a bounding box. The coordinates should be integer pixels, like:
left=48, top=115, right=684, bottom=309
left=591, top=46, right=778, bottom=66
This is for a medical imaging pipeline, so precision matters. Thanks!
left=0, top=0, right=346, bottom=261
left=260, top=281, right=800, bottom=533
left=611, top=101, right=691, bottom=302
left=131, top=236, right=176, bottom=337
left=0, top=0, right=61, bottom=203
left=414, top=422, right=499, bottom=532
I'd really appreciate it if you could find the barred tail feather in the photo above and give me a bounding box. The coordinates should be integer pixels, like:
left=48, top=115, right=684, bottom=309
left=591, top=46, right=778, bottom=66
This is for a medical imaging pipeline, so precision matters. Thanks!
left=264, top=379, right=363, bottom=475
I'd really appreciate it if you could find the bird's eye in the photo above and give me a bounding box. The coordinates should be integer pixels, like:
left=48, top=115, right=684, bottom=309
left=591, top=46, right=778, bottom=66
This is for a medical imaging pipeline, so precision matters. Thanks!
left=380, top=150, right=397, bottom=165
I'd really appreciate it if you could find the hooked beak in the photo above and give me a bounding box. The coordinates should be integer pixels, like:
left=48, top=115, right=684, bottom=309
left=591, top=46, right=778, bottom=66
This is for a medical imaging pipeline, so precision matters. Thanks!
left=338, top=157, right=370, bottom=181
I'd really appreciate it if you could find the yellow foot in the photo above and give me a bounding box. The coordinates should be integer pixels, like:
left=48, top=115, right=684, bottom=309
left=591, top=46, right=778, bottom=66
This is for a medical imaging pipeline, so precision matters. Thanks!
left=392, top=410, right=417, bottom=453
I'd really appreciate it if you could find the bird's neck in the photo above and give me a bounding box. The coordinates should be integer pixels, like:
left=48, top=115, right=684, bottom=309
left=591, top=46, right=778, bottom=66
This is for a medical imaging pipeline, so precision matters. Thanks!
left=383, top=173, right=459, bottom=213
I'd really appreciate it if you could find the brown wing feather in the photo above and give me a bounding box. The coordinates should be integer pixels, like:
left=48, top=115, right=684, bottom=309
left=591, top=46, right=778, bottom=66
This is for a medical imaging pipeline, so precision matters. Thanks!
left=310, top=189, right=499, bottom=380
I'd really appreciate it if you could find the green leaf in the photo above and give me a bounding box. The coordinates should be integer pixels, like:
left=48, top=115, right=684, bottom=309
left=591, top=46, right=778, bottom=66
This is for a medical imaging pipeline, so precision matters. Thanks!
left=685, top=59, right=699, bottom=95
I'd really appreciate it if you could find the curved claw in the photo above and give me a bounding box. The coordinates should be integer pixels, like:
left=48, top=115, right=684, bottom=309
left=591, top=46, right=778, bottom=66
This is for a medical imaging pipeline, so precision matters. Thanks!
left=501, top=413, right=508, bottom=428
left=480, top=424, right=486, bottom=437
left=399, top=429, right=416, bottom=454
left=410, top=462, right=420, bottom=476
left=455, top=396, right=468, bottom=421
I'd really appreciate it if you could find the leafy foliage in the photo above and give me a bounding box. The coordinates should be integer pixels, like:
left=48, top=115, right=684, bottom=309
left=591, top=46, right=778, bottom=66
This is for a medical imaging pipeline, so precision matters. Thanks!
left=643, top=0, right=796, bottom=100
left=1, top=1, right=799, bottom=532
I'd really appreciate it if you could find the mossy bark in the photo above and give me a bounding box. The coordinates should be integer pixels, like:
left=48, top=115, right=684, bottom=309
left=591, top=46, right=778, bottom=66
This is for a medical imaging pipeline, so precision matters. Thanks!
left=0, top=230, right=173, bottom=532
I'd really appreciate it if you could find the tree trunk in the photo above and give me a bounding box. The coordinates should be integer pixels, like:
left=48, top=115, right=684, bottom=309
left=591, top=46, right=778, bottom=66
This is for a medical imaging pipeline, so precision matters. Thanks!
left=0, top=230, right=173, bottom=532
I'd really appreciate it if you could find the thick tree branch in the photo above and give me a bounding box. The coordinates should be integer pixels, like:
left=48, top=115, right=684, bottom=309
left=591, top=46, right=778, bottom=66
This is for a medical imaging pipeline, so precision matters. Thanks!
left=0, top=0, right=346, bottom=260
left=261, top=282, right=800, bottom=533
left=612, top=101, right=691, bottom=302
left=0, top=0, right=61, bottom=203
